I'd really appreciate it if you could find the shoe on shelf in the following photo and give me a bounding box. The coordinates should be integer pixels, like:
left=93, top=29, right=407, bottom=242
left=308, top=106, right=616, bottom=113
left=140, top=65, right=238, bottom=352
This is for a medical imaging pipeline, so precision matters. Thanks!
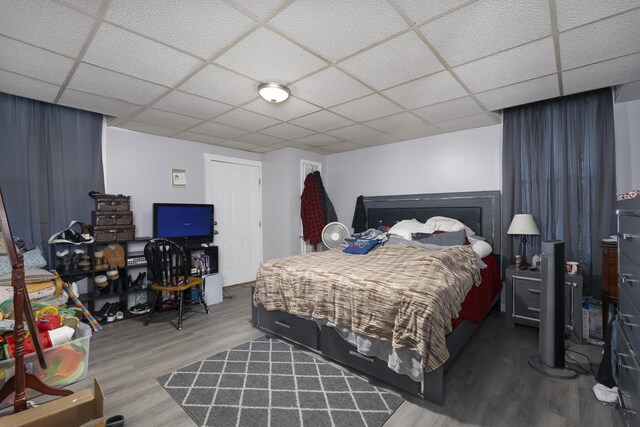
left=103, top=246, right=117, bottom=270
left=106, top=303, right=119, bottom=322
left=114, top=244, right=125, bottom=268
left=129, top=303, right=150, bottom=315
left=93, top=302, right=112, bottom=322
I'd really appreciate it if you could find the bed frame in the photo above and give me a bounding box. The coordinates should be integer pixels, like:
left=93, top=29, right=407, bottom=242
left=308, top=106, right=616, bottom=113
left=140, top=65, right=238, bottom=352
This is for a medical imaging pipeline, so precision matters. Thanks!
left=252, top=190, right=501, bottom=405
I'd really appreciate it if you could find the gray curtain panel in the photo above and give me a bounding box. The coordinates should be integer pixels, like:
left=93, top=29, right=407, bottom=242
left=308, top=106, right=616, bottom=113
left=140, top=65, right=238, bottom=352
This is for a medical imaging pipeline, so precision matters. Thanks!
left=0, top=92, right=104, bottom=254
left=502, top=88, right=616, bottom=296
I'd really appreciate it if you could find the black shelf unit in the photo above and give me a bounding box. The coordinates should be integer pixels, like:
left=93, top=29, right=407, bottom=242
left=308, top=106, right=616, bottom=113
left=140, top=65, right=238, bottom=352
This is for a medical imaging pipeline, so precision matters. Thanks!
left=50, top=239, right=153, bottom=323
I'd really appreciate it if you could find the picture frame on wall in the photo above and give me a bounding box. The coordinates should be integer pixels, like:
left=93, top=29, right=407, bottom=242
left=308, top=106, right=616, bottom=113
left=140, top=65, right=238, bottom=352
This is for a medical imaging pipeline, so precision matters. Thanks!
left=172, top=169, right=187, bottom=187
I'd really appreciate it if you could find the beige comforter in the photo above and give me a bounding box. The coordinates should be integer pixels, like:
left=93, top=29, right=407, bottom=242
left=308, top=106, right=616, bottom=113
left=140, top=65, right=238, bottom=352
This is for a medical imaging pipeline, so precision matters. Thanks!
left=254, top=243, right=481, bottom=372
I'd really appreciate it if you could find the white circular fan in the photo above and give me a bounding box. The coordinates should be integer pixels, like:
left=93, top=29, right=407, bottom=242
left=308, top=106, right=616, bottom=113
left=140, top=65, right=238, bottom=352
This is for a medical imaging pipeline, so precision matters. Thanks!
left=322, top=222, right=350, bottom=249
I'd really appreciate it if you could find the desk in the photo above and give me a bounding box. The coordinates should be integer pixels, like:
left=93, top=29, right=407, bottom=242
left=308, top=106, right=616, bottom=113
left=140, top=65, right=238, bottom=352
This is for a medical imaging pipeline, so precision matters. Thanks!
left=599, top=240, right=617, bottom=324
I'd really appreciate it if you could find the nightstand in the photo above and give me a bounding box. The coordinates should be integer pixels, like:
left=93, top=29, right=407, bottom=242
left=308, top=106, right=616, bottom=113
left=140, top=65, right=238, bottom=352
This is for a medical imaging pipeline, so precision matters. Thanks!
left=505, top=265, right=583, bottom=343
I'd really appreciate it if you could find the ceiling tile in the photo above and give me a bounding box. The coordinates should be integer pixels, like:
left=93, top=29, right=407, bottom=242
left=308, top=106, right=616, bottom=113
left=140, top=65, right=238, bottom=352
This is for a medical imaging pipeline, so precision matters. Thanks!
left=556, top=0, right=639, bottom=31
left=213, top=108, right=280, bottom=131
left=267, top=141, right=294, bottom=149
left=390, top=124, right=442, bottom=140
left=330, top=94, right=403, bottom=122
left=119, top=120, right=178, bottom=136
left=0, top=36, right=75, bottom=85
left=57, top=0, right=106, bottom=17
left=269, top=0, right=408, bottom=62
left=412, top=96, right=484, bottom=122
left=325, top=124, right=383, bottom=140
left=617, top=80, right=640, bottom=103
left=105, top=1, right=255, bottom=59
left=435, top=112, right=498, bottom=133
left=392, top=0, right=471, bottom=25
left=563, top=52, right=640, bottom=96
left=293, top=67, right=371, bottom=108
left=365, top=112, right=427, bottom=133
left=134, top=108, right=202, bottom=130
left=216, top=27, right=326, bottom=82
left=382, top=70, right=467, bottom=109
left=152, top=90, right=232, bottom=120
left=0, top=70, right=60, bottom=103
left=242, top=96, right=320, bottom=121
left=68, top=63, right=168, bottom=105
left=249, top=145, right=274, bottom=153
left=173, top=131, right=223, bottom=145
left=190, top=120, right=249, bottom=139
left=350, top=133, right=400, bottom=146
left=230, top=0, right=288, bottom=20
left=58, top=89, right=141, bottom=117
left=260, top=123, right=315, bottom=139
left=559, top=8, right=640, bottom=70
left=235, top=132, right=284, bottom=145
left=455, top=38, right=557, bottom=93
left=0, top=0, right=95, bottom=57
left=83, top=23, right=203, bottom=87
left=324, top=141, right=364, bottom=153
left=179, top=64, right=257, bottom=105
left=309, top=147, right=332, bottom=155
left=216, top=139, right=261, bottom=151
left=289, top=142, right=315, bottom=151
left=339, top=32, right=444, bottom=91
left=475, top=75, right=559, bottom=111
left=420, top=0, right=551, bottom=67
left=289, top=110, right=355, bottom=132
left=295, top=133, right=343, bottom=146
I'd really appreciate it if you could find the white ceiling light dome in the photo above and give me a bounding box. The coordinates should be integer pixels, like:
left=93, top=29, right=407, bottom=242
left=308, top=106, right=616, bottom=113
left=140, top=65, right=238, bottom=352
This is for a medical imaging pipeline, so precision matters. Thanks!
left=258, top=82, right=290, bottom=103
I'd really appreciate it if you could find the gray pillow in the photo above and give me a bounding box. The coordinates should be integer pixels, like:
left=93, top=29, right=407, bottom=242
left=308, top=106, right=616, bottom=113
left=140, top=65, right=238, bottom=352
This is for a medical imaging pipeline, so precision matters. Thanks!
left=411, top=229, right=467, bottom=246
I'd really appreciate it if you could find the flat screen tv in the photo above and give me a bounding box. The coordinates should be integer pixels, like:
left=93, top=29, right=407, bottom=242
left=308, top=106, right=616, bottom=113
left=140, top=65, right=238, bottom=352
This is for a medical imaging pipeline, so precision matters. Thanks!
left=153, top=203, right=214, bottom=247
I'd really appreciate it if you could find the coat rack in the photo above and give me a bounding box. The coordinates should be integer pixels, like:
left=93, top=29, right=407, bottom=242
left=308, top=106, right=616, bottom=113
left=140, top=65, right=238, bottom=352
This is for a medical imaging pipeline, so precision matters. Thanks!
left=0, top=189, right=72, bottom=413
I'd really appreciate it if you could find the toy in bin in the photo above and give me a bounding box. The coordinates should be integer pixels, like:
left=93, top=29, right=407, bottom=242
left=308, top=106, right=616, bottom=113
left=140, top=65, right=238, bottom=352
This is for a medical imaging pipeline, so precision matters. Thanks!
left=4, top=326, right=74, bottom=358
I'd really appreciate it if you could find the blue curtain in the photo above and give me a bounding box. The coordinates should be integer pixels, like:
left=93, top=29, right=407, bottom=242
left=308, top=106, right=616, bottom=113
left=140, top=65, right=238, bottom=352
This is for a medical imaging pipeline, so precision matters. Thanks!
left=0, top=92, right=104, bottom=254
left=502, top=88, right=617, bottom=296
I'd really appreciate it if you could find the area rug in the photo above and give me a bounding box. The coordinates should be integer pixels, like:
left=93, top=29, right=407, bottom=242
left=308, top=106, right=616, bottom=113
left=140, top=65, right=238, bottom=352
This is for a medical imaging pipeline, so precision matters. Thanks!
left=157, top=336, right=404, bottom=427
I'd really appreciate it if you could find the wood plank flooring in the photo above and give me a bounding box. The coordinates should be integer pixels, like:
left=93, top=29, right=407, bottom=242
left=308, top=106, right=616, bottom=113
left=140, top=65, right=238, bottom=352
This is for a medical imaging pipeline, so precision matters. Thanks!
left=63, top=285, right=623, bottom=427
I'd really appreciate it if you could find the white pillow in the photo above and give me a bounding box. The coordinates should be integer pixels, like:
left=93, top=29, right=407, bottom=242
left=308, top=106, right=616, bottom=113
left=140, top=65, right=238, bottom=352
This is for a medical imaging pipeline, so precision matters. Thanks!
left=388, top=219, right=428, bottom=240
left=469, top=237, right=493, bottom=258
left=424, top=216, right=476, bottom=237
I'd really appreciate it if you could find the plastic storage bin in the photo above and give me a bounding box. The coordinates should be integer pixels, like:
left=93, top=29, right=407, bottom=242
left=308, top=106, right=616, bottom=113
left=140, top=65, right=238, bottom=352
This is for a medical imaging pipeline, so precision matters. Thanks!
left=0, top=322, right=91, bottom=407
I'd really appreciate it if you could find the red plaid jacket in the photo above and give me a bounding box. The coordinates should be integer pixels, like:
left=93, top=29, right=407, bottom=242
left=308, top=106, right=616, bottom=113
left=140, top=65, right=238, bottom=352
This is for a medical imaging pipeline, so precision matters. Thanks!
left=301, top=173, right=325, bottom=250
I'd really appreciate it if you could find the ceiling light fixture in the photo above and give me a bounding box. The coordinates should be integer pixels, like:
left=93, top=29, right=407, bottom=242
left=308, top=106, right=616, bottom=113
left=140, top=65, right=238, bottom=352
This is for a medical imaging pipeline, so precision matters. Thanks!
left=258, top=82, right=290, bottom=103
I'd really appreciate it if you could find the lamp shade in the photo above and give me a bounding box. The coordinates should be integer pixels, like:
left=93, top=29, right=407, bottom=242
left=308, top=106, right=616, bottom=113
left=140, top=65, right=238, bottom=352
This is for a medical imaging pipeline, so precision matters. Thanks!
left=507, top=214, right=540, bottom=235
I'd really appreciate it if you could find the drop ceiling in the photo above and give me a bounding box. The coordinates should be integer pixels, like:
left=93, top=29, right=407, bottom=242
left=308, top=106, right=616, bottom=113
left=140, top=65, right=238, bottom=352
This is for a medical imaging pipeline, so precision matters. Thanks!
left=1, top=0, right=639, bottom=154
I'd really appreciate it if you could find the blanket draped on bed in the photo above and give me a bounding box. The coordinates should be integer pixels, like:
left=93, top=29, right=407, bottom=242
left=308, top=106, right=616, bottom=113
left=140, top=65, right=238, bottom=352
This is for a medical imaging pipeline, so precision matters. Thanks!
left=254, top=244, right=481, bottom=372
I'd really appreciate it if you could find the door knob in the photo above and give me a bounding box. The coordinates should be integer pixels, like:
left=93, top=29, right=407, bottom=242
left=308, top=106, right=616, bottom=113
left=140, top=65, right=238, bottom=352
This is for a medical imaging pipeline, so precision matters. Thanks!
left=214, top=230, right=219, bottom=235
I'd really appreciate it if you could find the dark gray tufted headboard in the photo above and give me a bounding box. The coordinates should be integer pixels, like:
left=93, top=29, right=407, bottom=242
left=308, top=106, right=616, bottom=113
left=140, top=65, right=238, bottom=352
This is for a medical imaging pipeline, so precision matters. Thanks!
left=363, top=191, right=501, bottom=256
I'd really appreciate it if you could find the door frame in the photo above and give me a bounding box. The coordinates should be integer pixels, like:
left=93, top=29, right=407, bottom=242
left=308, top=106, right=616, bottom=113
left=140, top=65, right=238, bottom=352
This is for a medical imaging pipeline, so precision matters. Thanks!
left=300, top=159, right=322, bottom=254
left=204, top=153, right=264, bottom=271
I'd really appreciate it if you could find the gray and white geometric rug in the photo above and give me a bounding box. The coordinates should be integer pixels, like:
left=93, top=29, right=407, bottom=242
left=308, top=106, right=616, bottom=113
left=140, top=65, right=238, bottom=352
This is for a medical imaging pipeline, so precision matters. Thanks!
left=157, top=336, right=404, bottom=427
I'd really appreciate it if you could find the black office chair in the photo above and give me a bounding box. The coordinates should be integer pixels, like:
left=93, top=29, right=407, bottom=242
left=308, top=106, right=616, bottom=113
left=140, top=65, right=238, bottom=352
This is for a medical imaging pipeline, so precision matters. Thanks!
left=143, top=239, right=209, bottom=330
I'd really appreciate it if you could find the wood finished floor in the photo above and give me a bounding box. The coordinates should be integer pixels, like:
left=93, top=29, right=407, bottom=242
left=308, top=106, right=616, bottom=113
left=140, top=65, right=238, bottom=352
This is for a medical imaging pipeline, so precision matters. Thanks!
left=65, top=285, right=623, bottom=427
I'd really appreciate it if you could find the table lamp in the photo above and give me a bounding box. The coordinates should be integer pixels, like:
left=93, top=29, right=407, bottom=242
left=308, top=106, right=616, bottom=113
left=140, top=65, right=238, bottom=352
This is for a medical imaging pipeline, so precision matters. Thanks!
left=507, top=213, right=540, bottom=269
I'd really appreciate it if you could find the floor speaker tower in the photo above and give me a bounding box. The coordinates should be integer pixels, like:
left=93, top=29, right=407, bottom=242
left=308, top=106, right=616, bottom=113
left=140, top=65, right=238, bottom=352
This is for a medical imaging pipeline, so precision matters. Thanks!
left=528, top=240, right=578, bottom=379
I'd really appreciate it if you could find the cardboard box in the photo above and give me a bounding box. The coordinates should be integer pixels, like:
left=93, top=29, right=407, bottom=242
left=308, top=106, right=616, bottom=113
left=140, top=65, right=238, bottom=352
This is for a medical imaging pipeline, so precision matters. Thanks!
left=0, top=379, right=104, bottom=427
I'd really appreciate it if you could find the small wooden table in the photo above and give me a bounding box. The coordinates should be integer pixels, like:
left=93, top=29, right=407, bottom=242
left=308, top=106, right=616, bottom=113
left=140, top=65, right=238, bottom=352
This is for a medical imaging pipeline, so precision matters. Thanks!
left=599, top=240, right=618, bottom=325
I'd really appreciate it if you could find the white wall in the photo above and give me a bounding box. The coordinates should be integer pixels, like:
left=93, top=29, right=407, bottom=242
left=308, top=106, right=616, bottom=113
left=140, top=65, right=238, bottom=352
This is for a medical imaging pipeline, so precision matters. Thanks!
left=105, top=127, right=260, bottom=238
left=325, top=124, right=503, bottom=229
left=262, top=147, right=325, bottom=261
left=614, top=99, right=640, bottom=193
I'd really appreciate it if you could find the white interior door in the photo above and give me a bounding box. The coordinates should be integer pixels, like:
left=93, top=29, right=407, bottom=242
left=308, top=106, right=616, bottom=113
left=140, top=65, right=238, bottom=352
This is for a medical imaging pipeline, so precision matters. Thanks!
left=208, top=158, right=262, bottom=286
left=300, top=160, right=322, bottom=254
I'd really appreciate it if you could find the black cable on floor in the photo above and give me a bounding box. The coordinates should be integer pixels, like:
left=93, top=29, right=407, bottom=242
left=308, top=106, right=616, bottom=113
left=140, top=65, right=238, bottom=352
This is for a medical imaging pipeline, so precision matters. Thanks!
left=564, top=344, right=597, bottom=377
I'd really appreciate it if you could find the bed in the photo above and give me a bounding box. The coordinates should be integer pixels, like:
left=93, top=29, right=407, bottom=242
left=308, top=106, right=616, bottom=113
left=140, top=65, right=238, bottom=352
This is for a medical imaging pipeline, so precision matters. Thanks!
left=251, top=191, right=502, bottom=405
